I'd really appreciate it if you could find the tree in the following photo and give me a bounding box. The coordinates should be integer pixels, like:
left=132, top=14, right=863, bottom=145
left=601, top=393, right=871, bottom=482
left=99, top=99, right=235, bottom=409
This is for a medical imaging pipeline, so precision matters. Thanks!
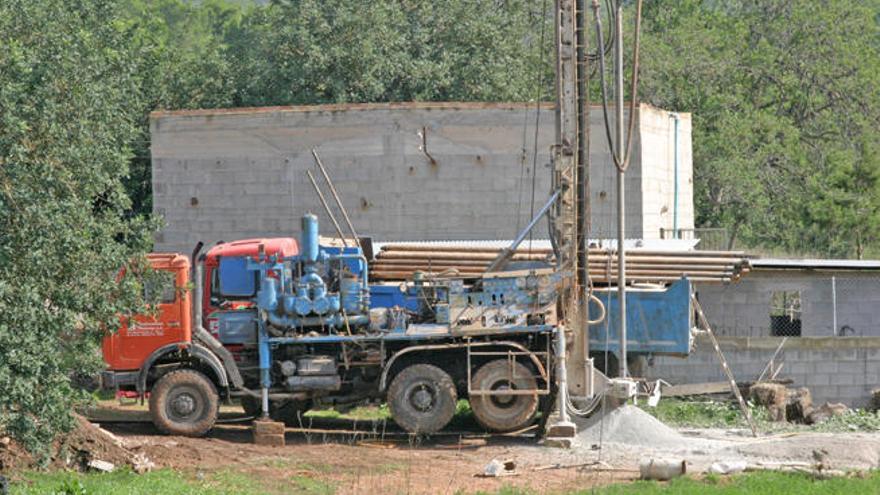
left=0, top=0, right=154, bottom=455
left=637, top=0, right=880, bottom=256
left=226, top=0, right=552, bottom=106
left=121, top=0, right=243, bottom=215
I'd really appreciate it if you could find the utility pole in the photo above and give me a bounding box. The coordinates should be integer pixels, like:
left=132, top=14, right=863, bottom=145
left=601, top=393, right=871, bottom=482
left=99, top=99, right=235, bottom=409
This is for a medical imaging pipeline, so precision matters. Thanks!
left=547, top=0, right=592, bottom=439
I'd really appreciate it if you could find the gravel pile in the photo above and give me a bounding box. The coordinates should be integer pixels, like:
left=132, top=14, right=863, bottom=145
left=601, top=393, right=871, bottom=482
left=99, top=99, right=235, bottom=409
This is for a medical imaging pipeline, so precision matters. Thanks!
left=573, top=405, right=690, bottom=449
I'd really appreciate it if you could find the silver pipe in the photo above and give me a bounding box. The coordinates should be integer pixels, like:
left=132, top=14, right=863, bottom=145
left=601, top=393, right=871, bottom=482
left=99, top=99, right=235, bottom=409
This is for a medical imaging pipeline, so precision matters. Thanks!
left=485, top=189, right=561, bottom=273
left=194, top=256, right=204, bottom=331
left=615, top=2, right=628, bottom=378
left=555, top=325, right=571, bottom=424
left=312, top=149, right=360, bottom=248
left=306, top=170, right=349, bottom=247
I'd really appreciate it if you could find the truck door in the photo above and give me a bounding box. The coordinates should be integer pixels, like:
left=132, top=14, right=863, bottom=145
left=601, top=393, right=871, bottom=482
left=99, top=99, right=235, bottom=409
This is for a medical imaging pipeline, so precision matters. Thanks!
left=103, top=256, right=192, bottom=371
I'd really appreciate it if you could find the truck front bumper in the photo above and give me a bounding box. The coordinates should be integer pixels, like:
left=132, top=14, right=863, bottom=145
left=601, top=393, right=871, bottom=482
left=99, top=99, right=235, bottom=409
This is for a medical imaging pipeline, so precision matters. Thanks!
left=101, top=370, right=138, bottom=389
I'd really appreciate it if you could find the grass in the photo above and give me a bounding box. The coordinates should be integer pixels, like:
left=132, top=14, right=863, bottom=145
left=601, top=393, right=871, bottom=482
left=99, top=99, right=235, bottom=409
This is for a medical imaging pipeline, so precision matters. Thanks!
left=641, top=397, right=880, bottom=434
left=475, top=471, right=880, bottom=495
left=9, top=467, right=336, bottom=495
left=642, top=398, right=769, bottom=429
left=589, top=470, right=880, bottom=495
left=11, top=467, right=880, bottom=494
left=304, top=404, right=391, bottom=421
left=10, top=469, right=230, bottom=495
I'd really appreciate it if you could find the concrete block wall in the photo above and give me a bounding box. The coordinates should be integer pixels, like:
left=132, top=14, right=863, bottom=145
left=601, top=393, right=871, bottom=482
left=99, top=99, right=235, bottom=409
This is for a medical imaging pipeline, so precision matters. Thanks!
left=650, top=271, right=880, bottom=407
left=151, top=102, right=694, bottom=254
left=696, top=271, right=880, bottom=338
left=648, top=338, right=880, bottom=407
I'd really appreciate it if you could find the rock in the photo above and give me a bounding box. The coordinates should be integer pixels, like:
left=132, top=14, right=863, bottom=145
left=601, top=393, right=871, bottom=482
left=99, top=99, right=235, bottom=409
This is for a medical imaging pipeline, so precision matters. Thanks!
left=87, top=459, right=115, bottom=473
left=785, top=387, right=813, bottom=423
left=0, top=437, right=10, bottom=449
left=807, top=402, right=849, bottom=425
left=708, top=460, right=747, bottom=475
left=482, top=459, right=516, bottom=477
left=749, top=383, right=788, bottom=422
left=131, top=453, right=155, bottom=474
left=639, top=458, right=686, bottom=481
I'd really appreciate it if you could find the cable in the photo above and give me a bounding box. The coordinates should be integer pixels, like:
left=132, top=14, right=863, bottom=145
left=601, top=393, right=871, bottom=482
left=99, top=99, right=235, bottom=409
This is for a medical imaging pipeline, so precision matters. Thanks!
left=587, top=0, right=616, bottom=62
left=592, top=0, right=643, bottom=173
left=528, top=0, right=551, bottom=254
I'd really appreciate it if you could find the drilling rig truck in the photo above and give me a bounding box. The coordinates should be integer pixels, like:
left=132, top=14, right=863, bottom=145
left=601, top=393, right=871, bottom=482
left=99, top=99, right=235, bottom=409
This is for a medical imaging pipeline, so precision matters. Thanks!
left=101, top=0, right=699, bottom=438
left=103, top=213, right=572, bottom=436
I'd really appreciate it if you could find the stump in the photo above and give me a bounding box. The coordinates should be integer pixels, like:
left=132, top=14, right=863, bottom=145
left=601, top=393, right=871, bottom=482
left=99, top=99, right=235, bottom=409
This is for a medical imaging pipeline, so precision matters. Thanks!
left=785, top=387, right=813, bottom=423
left=807, top=402, right=848, bottom=425
left=870, top=388, right=880, bottom=412
left=749, top=383, right=788, bottom=422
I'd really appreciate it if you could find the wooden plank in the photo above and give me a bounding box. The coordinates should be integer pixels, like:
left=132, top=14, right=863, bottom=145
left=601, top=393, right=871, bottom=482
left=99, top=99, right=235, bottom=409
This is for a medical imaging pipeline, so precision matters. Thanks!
left=663, top=381, right=731, bottom=397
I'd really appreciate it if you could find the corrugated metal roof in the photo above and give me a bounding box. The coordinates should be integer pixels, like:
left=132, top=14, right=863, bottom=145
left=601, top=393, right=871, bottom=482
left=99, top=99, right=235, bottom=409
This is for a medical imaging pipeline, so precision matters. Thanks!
left=373, top=238, right=699, bottom=251
left=751, top=258, right=880, bottom=271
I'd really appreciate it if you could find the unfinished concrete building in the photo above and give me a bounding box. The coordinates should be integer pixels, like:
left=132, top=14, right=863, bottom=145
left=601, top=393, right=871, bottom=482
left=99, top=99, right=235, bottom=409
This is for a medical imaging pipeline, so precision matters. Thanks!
left=151, top=102, right=693, bottom=254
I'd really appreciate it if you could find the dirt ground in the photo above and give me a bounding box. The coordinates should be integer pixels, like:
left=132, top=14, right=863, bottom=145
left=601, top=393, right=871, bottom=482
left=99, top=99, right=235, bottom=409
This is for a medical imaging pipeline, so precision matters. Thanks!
left=98, top=420, right=637, bottom=494
left=9, top=401, right=880, bottom=494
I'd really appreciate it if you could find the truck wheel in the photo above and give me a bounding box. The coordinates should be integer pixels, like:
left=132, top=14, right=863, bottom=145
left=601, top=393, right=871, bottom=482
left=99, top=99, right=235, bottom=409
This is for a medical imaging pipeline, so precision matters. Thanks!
left=149, top=369, right=218, bottom=437
left=387, top=364, right=457, bottom=434
left=469, top=360, right=538, bottom=432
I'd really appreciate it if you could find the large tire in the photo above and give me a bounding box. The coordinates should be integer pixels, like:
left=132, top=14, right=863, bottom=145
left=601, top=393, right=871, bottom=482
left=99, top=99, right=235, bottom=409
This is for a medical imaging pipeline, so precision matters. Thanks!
left=241, top=397, right=310, bottom=427
left=387, top=364, right=457, bottom=434
left=469, top=360, right=538, bottom=432
left=149, top=369, right=218, bottom=437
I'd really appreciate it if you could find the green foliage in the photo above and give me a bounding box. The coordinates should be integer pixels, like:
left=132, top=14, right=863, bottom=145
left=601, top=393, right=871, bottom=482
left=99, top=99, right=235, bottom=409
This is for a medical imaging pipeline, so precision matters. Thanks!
left=810, top=408, right=880, bottom=433
left=644, top=398, right=880, bottom=434
left=638, top=0, right=880, bottom=256
left=0, top=0, right=154, bottom=457
left=117, top=0, right=880, bottom=257
left=642, top=398, right=771, bottom=429
left=226, top=0, right=550, bottom=106
left=119, top=0, right=242, bottom=213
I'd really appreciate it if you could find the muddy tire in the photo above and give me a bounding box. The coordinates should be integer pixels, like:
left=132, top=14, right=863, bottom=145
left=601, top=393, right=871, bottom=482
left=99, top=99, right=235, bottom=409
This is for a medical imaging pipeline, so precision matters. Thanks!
left=149, top=369, right=218, bottom=437
left=241, top=397, right=310, bottom=427
left=469, top=360, right=538, bottom=432
left=387, top=364, right=457, bottom=434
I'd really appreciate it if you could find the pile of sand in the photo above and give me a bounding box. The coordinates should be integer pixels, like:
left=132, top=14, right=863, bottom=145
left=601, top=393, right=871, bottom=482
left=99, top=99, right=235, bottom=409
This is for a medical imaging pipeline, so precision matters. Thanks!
left=573, top=405, right=689, bottom=449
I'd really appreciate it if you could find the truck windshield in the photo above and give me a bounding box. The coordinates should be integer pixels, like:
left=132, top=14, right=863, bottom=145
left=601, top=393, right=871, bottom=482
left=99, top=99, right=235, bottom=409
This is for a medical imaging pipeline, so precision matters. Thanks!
left=211, top=257, right=258, bottom=299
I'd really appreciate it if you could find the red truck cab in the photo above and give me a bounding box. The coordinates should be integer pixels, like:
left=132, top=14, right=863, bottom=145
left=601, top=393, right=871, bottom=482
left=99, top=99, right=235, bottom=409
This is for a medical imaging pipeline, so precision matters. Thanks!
left=202, top=238, right=298, bottom=342
left=100, top=240, right=299, bottom=437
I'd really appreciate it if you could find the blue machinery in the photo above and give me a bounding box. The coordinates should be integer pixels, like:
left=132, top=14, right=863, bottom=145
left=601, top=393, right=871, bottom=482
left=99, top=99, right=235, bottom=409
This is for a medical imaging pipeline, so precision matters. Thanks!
left=243, top=214, right=565, bottom=416
left=213, top=213, right=693, bottom=419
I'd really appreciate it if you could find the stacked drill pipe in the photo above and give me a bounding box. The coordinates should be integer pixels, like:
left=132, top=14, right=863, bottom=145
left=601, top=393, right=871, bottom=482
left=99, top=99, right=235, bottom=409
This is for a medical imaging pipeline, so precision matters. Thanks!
left=369, top=244, right=751, bottom=284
